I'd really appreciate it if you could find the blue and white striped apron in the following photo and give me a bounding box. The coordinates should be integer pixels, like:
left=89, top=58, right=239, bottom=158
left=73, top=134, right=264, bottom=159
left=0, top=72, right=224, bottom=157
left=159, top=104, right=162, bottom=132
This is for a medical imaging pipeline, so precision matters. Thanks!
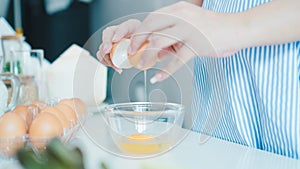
left=192, top=0, right=300, bottom=159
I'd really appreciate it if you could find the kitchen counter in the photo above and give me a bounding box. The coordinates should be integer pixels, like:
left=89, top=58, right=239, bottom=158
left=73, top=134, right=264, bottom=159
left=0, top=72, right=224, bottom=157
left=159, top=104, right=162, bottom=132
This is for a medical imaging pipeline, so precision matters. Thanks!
left=1, top=109, right=299, bottom=169
left=74, top=113, right=300, bottom=169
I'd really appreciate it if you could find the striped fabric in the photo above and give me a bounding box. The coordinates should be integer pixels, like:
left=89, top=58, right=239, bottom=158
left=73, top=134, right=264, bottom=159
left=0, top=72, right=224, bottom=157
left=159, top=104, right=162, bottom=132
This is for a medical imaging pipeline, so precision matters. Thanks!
left=192, top=0, right=300, bottom=159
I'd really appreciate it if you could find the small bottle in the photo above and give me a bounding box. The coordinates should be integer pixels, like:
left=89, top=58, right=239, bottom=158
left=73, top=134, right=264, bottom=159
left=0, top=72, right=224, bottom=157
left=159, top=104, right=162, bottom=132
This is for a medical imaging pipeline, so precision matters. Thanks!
left=110, top=39, right=155, bottom=70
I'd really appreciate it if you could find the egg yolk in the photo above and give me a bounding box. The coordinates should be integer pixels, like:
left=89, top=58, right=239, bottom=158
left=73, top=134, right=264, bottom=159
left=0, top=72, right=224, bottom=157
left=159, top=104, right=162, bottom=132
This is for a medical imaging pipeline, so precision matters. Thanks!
left=127, top=134, right=154, bottom=141
left=118, top=134, right=168, bottom=154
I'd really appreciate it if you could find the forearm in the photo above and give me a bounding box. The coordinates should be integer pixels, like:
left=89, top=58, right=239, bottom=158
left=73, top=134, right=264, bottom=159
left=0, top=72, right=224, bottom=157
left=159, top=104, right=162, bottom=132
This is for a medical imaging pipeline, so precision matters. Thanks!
left=235, top=0, right=300, bottom=49
left=190, top=0, right=203, bottom=6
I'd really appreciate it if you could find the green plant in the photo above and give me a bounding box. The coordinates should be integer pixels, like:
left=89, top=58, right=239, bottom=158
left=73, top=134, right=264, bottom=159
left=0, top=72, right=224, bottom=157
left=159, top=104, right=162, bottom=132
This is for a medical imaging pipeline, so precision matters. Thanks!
left=17, top=138, right=85, bottom=169
left=3, top=61, right=22, bottom=73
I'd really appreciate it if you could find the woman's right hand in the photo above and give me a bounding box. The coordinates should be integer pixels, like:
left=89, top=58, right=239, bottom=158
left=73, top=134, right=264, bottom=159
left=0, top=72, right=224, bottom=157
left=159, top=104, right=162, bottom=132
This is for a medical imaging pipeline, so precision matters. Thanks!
left=96, top=19, right=141, bottom=73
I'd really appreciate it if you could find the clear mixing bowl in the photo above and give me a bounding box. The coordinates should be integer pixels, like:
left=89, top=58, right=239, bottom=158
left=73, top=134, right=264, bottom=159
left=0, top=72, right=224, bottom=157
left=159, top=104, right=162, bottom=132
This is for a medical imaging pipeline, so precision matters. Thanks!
left=104, top=102, right=184, bottom=157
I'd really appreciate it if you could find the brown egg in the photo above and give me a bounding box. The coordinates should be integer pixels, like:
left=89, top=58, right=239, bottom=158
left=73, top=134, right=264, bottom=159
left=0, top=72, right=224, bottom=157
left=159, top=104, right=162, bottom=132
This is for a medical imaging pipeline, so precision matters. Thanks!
left=0, top=112, right=26, bottom=156
left=59, top=98, right=87, bottom=117
left=13, top=105, right=35, bottom=129
left=12, top=106, right=28, bottom=122
left=41, top=106, right=71, bottom=129
left=26, top=105, right=39, bottom=124
left=0, top=112, right=27, bottom=138
left=72, top=98, right=87, bottom=115
left=29, top=112, right=63, bottom=149
left=31, top=101, right=47, bottom=113
left=55, top=103, right=77, bottom=126
left=128, top=41, right=154, bottom=70
left=110, top=39, right=152, bottom=70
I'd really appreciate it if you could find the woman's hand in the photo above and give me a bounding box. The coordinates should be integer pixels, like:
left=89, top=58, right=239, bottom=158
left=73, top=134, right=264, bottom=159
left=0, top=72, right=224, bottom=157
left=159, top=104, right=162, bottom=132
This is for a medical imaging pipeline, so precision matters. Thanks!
left=97, top=2, right=237, bottom=80
left=96, top=2, right=237, bottom=77
left=96, top=19, right=141, bottom=73
left=128, top=1, right=237, bottom=83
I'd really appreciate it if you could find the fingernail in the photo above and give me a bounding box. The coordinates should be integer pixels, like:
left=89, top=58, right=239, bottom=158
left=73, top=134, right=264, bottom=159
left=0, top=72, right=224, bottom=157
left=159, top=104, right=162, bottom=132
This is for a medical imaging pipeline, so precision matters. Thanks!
left=150, top=73, right=162, bottom=84
left=150, top=77, right=157, bottom=84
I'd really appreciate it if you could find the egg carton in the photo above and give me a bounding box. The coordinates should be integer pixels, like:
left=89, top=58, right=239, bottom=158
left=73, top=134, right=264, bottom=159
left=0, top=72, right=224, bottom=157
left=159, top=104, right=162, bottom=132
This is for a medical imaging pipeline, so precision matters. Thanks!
left=0, top=98, right=87, bottom=159
left=0, top=123, right=82, bottom=159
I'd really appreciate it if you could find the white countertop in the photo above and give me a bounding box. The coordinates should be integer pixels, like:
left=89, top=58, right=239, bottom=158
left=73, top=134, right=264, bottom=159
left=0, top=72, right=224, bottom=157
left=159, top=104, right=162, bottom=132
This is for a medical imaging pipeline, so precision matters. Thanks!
left=74, top=113, right=300, bottom=169
left=1, top=111, right=299, bottom=169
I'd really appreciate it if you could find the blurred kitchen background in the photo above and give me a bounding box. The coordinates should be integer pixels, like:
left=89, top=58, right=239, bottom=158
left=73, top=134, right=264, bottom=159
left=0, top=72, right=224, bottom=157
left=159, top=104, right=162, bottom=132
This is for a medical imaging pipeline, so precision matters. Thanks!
left=1, top=0, right=193, bottom=128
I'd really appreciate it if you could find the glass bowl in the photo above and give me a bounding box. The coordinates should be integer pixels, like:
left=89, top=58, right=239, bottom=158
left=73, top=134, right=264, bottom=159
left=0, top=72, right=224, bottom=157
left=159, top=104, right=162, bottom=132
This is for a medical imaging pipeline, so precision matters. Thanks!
left=104, top=102, right=184, bottom=157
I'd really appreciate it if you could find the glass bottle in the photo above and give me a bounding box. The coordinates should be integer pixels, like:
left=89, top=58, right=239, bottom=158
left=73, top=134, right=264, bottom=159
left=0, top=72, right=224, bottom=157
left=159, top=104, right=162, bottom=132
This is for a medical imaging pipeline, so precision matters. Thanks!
left=10, top=50, right=43, bottom=105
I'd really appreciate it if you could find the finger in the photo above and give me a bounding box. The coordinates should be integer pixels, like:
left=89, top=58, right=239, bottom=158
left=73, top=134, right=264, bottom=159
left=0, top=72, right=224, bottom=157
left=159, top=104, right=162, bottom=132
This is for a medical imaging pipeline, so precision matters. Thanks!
left=157, top=47, right=173, bottom=61
left=157, top=46, right=177, bottom=61
left=112, top=19, right=141, bottom=42
left=157, top=39, right=183, bottom=61
left=128, top=12, right=176, bottom=55
left=136, top=28, right=182, bottom=69
left=97, top=44, right=117, bottom=68
left=97, top=44, right=113, bottom=67
left=101, top=54, right=112, bottom=66
left=98, top=40, right=123, bottom=73
left=102, top=26, right=118, bottom=53
left=97, top=51, right=104, bottom=64
left=150, top=46, right=194, bottom=84
left=102, top=55, right=123, bottom=73
left=150, top=57, right=184, bottom=84
left=97, top=44, right=106, bottom=61
left=101, top=53, right=121, bottom=70
left=150, top=58, right=183, bottom=84
left=128, top=31, right=151, bottom=56
left=136, top=42, right=175, bottom=69
left=148, top=30, right=180, bottom=49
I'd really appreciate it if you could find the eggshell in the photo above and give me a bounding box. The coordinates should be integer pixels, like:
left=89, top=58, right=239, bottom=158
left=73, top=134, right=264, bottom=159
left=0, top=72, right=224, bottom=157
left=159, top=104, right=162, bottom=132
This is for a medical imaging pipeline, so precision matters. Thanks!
left=26, top=105, right=39, bottom=125
left=13, top=105, right=35, bottom=129
left=12, top=106, right=28, bottom=121
left=31, top=101, right=47, bottom=113
left=29, top=112, right=63, bottom=138
left=72, top=98, right=87, bottom=115
left=29, top=112, right=63, bottom=149
left=55, top=103, right=77, bottom=126
left=0, top=112, right=26, bottom=138
left=128, top=41, right=152, bottom=69
left=110, top=39, right=133, bottom=69
left=59, top=98, right=87, bottom=118
left=0, top=112, right=26, bottom=156
left=41, top=106, right=71, bottom=129
left=110, top=39, right=154, bottom=70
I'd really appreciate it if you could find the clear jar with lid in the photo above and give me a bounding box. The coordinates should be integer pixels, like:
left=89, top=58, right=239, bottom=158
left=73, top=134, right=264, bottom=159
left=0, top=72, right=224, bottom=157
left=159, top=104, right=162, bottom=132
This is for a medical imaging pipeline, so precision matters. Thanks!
left=1, top=34, right=31, bottom=71
left=8, top=49, right=44, bottom=105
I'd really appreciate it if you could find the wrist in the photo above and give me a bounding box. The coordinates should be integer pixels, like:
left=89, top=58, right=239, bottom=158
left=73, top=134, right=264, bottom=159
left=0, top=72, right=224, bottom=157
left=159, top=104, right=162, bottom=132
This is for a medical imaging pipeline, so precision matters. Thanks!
left=203, top=11, right=245, bottom=57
